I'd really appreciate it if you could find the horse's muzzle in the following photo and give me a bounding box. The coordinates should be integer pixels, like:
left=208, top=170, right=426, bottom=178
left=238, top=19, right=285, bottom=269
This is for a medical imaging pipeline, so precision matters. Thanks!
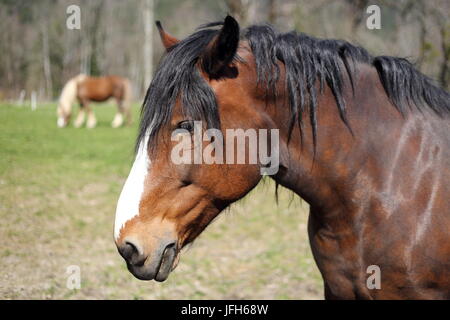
left=117, top=238, right=178, bottom=281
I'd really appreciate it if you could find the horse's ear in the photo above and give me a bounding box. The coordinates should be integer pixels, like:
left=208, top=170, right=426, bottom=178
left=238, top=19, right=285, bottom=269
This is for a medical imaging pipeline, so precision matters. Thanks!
left=202, top=15, right=240, bottom=79
left=156, top=21, right=179, bottom=51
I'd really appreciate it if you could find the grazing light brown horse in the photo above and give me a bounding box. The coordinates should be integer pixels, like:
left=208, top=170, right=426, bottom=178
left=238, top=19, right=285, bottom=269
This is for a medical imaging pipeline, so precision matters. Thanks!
left=114, top=16, right=450, bottom=299
left=57, top=74, right=132, bottom=128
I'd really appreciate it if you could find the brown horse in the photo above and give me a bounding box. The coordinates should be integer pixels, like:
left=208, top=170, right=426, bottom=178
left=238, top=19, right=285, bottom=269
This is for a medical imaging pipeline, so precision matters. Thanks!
left=114, top=16, right=450, bottom=299
left=57, top=74, right=132, bottom=128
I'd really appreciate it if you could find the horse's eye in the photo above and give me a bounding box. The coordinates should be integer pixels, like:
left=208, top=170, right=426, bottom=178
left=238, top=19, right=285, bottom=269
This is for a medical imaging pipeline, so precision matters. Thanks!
left=177, top=120, right=195, bottom=132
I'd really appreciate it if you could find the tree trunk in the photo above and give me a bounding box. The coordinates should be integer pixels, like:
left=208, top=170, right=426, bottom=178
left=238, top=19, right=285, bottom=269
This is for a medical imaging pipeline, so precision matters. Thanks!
left=439, top=25, right=450, bottom=89
left=41, top=21, right=53, bottom=100
left=143, top=0, right=154, bottom=91
left=267, top=0, right=277, bottom=24
left=89, top=1, right=104, bottom=76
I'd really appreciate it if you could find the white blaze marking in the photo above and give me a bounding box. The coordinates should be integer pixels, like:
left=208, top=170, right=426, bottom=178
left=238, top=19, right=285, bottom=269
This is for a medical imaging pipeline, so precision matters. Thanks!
left=114, top=134, right=150, bottom=240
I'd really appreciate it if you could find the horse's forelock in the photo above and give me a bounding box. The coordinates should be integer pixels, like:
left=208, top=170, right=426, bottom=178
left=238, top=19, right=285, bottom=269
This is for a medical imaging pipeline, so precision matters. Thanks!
left=137, top=26, right=222, bottom=154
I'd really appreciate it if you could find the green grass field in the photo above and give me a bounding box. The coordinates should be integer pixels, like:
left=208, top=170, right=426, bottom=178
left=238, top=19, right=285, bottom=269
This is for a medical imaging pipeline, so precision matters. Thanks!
left=0, top=102, right=322, bottom=299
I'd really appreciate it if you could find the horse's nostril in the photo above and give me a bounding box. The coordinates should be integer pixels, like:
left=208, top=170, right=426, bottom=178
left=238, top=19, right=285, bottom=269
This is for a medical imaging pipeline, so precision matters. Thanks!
left=118, top=239, right=145, bottom=266
left=123, top=241, right=138, bottom=259
left=165, top=241, right=176, bottom=250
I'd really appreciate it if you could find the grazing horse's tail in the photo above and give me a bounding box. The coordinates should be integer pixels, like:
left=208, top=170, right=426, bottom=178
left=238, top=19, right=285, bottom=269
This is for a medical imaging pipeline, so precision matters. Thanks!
left=57, top=74, right=87, bottom=127
left=122, top=78, right=133, bottom=125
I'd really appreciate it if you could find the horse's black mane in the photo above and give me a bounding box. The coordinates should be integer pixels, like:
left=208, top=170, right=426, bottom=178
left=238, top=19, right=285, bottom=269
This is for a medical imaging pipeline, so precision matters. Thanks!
left=137, top=21, right=450, bottom=151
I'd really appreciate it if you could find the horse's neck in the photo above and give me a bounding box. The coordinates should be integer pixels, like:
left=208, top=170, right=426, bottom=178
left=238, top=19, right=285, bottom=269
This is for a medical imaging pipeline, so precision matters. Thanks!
left=59, top=78, right=80, bottom=113
left=270, top=80, right=403, bottom=216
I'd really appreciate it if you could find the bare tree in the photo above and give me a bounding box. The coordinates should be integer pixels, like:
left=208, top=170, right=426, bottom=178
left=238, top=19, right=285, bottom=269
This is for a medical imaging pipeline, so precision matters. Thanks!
left=89, top=0, right=105, bottom=76
left=143, top=0, right=155, bottom=89
left=41, top=20, right=52, bottom=99
left=267, top=0, right=277, bottom=24
left=382, top=0, right=449, bottom=88
left=0, top=0, right=448, bottom=101
left=344, top=0, right=370, bottom=31
left=438, top=23, right=450, bottom=88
